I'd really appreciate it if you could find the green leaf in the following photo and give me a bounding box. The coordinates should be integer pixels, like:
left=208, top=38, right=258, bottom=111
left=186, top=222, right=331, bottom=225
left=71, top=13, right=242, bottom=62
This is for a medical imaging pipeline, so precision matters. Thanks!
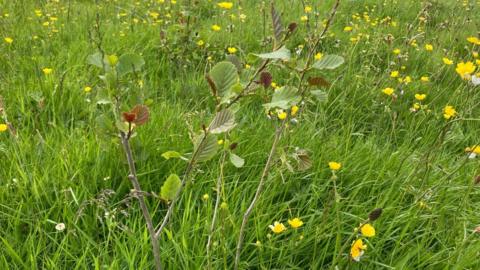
left=160, top=174, right=181, bottom=201
left=311, top=90, right=328, bottom=103
left=254, top=46, right=291, bottom=61
left=95, top=114, right=115, bottom=136
left=312, top=55, right=345, bottom=70
left=230, top=153, right=245, bottom=168
left=193, top=133, right=218, bottom=163
left=161, top=151, right=182, bottom=160
left=209, top=109, right=236, bottom=134
left=208, top=62, right=239, bottom=99
left=263, top=86, right=301, bottom=110
left=116, top=53, right=145, bottom=76
left=87, top=52, right=104, bottom=68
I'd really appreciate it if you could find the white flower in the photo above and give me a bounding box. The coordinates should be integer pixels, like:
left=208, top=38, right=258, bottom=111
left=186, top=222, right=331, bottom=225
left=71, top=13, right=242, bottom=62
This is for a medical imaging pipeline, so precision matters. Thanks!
left=472, top=75, right=480, bottom=86
left=55, top=223, right=66, bottom=231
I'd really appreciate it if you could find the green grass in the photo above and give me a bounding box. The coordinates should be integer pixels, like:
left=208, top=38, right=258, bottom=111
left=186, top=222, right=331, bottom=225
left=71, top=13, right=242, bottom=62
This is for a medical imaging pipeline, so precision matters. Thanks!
left=1, top=0, right=480, bottom=269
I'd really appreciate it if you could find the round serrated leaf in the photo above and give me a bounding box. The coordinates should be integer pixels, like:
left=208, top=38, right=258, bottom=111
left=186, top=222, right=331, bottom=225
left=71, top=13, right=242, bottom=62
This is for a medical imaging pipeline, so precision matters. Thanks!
left=254, top=46, right=291, bottom=60
left=193, top=133, right=218, bottom=163
left=230, top=153, right=245, bottom=168
left=160, top=174, right=181, bottom=201
left=209, top=62, right=239, bottom=98
left=209, top=109, right=236, bottom=134
left=312, top=55, right=345, bottom=70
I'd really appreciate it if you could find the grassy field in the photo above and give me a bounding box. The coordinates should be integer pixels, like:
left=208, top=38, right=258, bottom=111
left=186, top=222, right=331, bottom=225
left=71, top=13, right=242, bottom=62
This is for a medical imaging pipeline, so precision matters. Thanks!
left=1, top=0, right=480, bottom=269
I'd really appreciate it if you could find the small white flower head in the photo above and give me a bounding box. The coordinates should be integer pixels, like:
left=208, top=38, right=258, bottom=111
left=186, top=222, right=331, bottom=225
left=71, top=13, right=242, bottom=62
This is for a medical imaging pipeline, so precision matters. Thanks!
left=55, top=223, right=66, bottom=232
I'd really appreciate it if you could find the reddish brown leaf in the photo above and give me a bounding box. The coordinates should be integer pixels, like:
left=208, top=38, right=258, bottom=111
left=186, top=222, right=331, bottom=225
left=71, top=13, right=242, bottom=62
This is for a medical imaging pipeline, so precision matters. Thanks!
left=308, top=77, right=331, bottom=88
left=123, top=112, right=136, bottom=123
left=131, top=104, right=150, bottom=126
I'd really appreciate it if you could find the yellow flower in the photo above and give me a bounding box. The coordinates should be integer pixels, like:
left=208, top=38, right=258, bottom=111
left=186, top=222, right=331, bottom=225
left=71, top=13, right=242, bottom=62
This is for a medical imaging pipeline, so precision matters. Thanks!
left=403, top=76, right=412, bottom=84
left=217, top=2, right=233, bottom=9
left=0, top=124, right=8, bottom=132
left=300, top=15, right=308, bottom=22
left=328, top=161, right=341, bottom=171
left=269, top=221, right=287, bottom=234
left=442, top=57, right=453, bottom=65
left=202, top=193, right=209, bottom=201
left=304, top=6, right=312, bottom=13
left=84, top=86, right=92, bottom=93
left=217, top=139, right=224, bottom=145
left=344, top=26, right=353, bottom=32
left=382, top=87, right=394, bottom=96
left=211, top=24, right=221, bottom=32
left=425, top=44, right=433, bottom=51
left=393, top=48, right=401, bottom=55
left=315, top=52, right=323, bottom=60
left=291, top=105, right=299, bottom=116
left=390, top=71, right=399, bottom=78
left=288, top=218, right=304, bottom=229
left=360, top=223, right=375, bottom=237
left=196, top=40, right=204, bottom=46
left=420, top=76, right=429, bottom=82
left=277, top=111, right=287, bottom=120
left=473, top=51, right=479, bottom=58
left=415, top=94, right=427, bottom=101
left=456, top=61, right=476, bottom=79
left=467, top=36, right=480, bottom=45
left=4, top=37, right=13, bottom=44
left=466, top=145, right=480, bottom=155
left=350, top=239, right=367, bottom=262
left=107, top=54, right=118, bottom=66
left=42, top=68, right=53, bottom=75
left=443, top=105, right=456, bottom=120
left=227, top=47, right=237, bottom=54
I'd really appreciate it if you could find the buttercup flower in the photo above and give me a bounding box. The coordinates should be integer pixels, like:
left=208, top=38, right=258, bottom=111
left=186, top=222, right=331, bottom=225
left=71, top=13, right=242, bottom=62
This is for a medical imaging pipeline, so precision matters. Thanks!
left=211, top=24, right=221, bottom=32
left=217, top=2, right=233, bottom=9
left=277, top=111, right=287, bottom=120
left=443, top=105, right=456, bottom=120
left=269, top=221, right=287, bottom=234
left=467, top=36, right=480, bottom=45
left=360, top=223, right=375, bottom=237
left=0, top=124, right=8, bottom=132
left=227, top=47, right=237, bottom=54
left=4, top=37, right=13, bottom=44
left=425, top=44, right=433, bottom=51
left=344, top=26, right=353, bottom=32
left=415, top=94, right=426, bottom=101
left=288, top=218, right=304, bottom=229
left=291, top=105, right=299, bottom=116
left=393, top=48, right=401, bottom=55
left=315, top=52, right=323, bottom=60
left=456, top=61, right=476, bottom=79
left=84, top=86, right=92, bottom=93
left=442, top=57, right=453, bottom=65
left=42, top=68, right=53, bottom=75
left=350, top=239, right=367, bottom=262
left=390, top=71, right=399, bottom=78
left=382, top=87, right=394, bottom=96
left=328, top=161, right=341, bottom=171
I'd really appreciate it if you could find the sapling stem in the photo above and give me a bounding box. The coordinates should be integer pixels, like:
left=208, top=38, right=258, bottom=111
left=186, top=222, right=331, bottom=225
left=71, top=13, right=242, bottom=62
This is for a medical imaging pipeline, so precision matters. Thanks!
left=120, top=132, right=162, bottom=270
left=234, top=124, right=284, bottom=270
left=206, top=151, right=227, bottom=269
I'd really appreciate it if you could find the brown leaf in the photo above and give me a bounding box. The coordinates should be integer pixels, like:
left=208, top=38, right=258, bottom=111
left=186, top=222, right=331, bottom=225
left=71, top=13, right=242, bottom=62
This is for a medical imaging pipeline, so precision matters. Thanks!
left=308, top=77, right=331, bottom=88
left=122, top=112, right=136, bottom=123
left=131, top=105, right=150, bottom=126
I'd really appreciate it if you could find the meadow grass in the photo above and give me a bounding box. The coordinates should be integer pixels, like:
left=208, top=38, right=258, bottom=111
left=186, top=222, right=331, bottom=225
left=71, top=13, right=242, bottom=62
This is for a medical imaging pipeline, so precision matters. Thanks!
left=1, top=0, right=480, bottom=269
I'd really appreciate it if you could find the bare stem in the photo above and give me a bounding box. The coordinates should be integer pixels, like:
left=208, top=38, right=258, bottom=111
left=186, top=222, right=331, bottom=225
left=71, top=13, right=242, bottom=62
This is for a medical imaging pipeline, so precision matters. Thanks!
left=234, top=124, right=284, bottom=270
left=120, top=132, right=162, bottom=270
left=206, top=151, right=227, bottom=269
